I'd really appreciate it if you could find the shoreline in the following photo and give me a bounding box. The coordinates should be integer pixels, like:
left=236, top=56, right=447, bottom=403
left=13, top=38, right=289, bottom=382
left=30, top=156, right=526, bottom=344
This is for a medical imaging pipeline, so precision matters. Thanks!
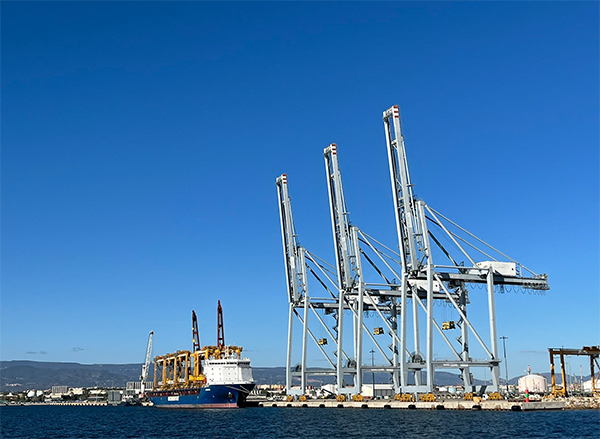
left=2, top=397, right=599, bottom=411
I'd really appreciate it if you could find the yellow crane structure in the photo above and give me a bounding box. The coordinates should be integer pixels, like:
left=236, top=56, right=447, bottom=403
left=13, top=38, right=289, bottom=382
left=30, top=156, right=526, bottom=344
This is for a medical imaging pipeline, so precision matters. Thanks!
left=153, top=345, right=244, bottom=390
left=152, top=302, right=244, bottom=391
left=548, top=345, right=600, bottom=397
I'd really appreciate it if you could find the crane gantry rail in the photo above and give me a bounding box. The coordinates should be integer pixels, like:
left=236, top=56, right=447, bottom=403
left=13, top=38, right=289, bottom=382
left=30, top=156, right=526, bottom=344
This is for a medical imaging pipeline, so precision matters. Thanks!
left=277, top=105, right=549, bottom=397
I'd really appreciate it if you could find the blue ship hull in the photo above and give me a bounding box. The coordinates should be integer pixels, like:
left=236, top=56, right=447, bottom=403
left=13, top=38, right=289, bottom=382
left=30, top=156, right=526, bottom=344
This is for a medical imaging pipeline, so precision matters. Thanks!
left=148, top=383, right=255, bottom=408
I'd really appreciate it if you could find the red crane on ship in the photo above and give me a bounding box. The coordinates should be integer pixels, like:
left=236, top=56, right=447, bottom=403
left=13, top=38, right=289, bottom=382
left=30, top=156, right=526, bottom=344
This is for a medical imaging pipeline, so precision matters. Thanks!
left=217, top=300, right=225, bottom=349
left=190, top=301, right=227, bottom=373
left=192, top=310, right=201, bottom=352
left=192, top=300, right=226, bottom=353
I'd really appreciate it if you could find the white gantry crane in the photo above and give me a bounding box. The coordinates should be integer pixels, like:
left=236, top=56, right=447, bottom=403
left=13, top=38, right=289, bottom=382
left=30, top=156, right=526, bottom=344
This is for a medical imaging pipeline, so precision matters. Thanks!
left=277, top=105, right=549, bottom=398
left=140, top=330, right=153, bottom=397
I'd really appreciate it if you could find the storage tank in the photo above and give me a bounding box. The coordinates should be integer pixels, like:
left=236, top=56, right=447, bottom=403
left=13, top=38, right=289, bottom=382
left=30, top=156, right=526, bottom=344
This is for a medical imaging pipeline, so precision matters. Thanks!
left=518, top=373, right=547, bottom=393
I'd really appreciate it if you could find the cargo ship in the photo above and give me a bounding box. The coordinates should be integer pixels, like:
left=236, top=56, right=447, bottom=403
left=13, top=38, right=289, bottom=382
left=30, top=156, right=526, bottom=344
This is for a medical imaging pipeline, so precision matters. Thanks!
left=147, top=301, right=255, bottom=408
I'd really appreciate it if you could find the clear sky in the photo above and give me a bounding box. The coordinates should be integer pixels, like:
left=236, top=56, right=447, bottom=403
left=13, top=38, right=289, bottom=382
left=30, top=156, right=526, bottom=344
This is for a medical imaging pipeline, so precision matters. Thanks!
left=2, top=2, right=598, bottom=380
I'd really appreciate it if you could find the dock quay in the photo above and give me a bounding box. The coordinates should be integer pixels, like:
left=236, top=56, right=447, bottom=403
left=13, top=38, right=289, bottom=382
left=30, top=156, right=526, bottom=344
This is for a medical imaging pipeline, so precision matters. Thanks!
left=255, top=400, right=565, bottom=411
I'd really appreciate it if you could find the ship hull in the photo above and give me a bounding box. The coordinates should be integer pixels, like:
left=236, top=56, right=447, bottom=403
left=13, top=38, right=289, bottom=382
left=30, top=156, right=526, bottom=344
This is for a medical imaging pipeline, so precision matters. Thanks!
left=148, top=383, right=255, bottom=408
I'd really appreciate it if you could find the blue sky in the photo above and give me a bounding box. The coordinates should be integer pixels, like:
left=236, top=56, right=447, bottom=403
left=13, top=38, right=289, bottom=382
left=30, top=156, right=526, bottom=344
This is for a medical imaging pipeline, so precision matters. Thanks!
left=2, top=2, right=598, bottom=380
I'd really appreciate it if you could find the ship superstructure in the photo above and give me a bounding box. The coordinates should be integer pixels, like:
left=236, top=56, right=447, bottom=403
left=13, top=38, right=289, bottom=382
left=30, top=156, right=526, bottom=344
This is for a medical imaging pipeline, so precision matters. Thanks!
left=148, top=301, right=255, bottom=408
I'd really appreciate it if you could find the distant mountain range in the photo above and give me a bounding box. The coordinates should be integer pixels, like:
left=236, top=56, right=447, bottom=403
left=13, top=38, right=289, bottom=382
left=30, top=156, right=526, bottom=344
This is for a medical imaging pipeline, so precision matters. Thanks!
left=0, top=361, right=141, bottom=391
left=1, top=360, right=585, bottom=392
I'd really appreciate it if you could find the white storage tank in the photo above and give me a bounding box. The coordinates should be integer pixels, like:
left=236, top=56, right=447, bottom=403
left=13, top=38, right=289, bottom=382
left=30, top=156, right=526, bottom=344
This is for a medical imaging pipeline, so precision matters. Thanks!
left=518, top=373, right=547, bottom=393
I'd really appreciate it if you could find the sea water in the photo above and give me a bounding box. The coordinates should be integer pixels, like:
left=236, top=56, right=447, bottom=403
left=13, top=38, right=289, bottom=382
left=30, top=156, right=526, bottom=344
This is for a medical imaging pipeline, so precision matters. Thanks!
left=1, top=405, right=599, bottom=438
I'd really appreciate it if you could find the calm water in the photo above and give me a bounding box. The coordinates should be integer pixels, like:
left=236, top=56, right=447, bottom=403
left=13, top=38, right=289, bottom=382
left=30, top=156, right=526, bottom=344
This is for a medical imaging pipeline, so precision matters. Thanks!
left=1, top=405, right=599, bottom=438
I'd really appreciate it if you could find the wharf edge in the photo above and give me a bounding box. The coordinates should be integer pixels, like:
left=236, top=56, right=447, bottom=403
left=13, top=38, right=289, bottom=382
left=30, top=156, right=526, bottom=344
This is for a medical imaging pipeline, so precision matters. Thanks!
left=254, top=400, right=565, bottom=411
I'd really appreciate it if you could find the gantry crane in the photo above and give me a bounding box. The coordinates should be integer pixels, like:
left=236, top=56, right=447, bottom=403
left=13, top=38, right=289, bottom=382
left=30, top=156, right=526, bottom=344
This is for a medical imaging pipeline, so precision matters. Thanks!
left=548, top=346, right=600, bottom=396
left=277, top=105, right=549, bottom=397
left=383, top=105, right=548, bottom=393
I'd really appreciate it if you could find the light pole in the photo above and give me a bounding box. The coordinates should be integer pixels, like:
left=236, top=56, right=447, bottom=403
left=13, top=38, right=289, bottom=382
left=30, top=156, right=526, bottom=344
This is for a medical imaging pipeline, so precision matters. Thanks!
left=500, top=336, right=509, bottom=395
left=370, top=349, right=375, bottom=398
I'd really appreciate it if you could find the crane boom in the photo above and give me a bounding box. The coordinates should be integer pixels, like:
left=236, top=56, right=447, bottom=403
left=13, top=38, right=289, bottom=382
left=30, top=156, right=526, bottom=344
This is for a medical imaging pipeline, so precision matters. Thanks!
left=140, top=331, right=153, bottom=396
left=324, top=143, right=356, bottom=291
left=217, top=300, right=225, bottom=349
left=276, top=173, right=306, bottom=305
left=192, top=310, right=200, bottom=352
left=383, top=105, right=422, bottom=274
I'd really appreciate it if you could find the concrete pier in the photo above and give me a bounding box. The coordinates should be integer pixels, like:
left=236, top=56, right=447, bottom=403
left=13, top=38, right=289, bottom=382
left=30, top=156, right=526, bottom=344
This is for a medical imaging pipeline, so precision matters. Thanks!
left=257, top=399, right=565, bottom=411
